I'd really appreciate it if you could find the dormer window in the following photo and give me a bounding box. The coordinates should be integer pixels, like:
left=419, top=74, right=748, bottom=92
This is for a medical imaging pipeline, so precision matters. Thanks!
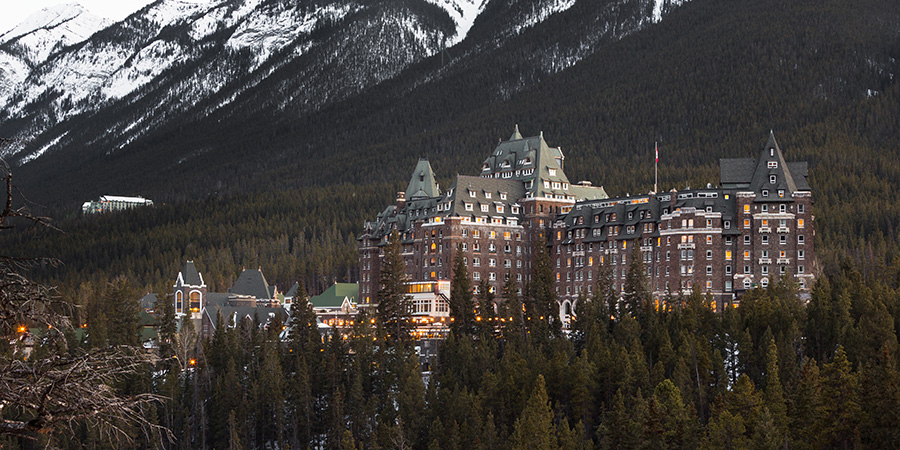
left=563, top=183, right=569, bottom=190
left=480, top=204, right=489, bottom=212
left=469, top=190, right=476, bottom=198
left=548, top=168, right=557, bottom=176
left=762, top=189, right=769, bottom=197
left=482, top=163, right=490, bottom=171
left=770, top=175, right=777, bottom=184
left=485, top=192, right=491, bottom=199
left=500, top=192, right=507, bottom=200
left=768, top=161, right=778, bottom=169
left=465, top=203, right=473, bottom=211
left=770, top=148, right=775, bottom=156
left=778, top=190, right=785, bottom=198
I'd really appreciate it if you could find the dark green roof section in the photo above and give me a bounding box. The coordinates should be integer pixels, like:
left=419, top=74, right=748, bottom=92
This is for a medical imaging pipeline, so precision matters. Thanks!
left=406, top=158, right=440, bottom=200
left=309, top=283, right=358, bottom=308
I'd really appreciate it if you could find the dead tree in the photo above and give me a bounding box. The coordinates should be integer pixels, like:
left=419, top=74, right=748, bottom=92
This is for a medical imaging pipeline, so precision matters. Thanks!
left=0, top=152, right=171, bottom=445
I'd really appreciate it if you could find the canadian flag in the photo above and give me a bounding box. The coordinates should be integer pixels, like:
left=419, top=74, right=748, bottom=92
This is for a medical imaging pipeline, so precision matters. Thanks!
left=655, top=142, right=659, bottom=163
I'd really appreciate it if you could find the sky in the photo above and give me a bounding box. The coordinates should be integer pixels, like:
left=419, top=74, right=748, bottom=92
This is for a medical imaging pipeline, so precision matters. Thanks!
left=0, top=0, right=156, bottom=35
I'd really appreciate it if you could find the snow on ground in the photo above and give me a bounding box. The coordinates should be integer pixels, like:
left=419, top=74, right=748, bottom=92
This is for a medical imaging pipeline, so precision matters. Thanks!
left=423, top=0, right=487, bottom=45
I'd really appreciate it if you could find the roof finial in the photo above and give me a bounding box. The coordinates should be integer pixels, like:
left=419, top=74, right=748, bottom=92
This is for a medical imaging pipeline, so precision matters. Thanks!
left=770, top=129, right=774, bottom=136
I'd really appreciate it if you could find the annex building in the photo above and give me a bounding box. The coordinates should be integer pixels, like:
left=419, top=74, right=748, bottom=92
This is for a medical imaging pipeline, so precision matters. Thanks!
left=359, top=127, right=814, bottom=324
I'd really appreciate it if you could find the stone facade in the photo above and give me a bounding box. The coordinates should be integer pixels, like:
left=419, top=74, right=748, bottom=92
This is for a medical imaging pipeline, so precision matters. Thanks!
left=359, top=129, right=815, bottom=323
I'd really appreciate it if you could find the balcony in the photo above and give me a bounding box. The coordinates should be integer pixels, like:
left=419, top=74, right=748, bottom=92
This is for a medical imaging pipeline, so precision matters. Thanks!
left=677, top=243, right=695, bottom=249
left=758, top=258, right=772, bottom=264
left=777, top=227, right=790, bottom=233
left=572, top=251, right=585, bottom=257
left=758, top=227, right=771, bottom=233
left=777, top=258, right=791, bottom=264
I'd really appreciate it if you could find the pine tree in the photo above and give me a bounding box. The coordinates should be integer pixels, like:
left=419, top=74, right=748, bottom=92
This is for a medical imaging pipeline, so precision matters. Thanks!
left=449, top=246, right=475, bottom=337
left=859, top=346, right=900, bottom=448
left=377, top=229, right=412, bottom=345
left=525, top=233, right=559, bottom=342
left=509, top=375, right=555, bottom=450
left=622, top=242, right=650, bottom=318
left=762, top=338, right=788, bottom=447
left=818, top=346, right=861, bottom=449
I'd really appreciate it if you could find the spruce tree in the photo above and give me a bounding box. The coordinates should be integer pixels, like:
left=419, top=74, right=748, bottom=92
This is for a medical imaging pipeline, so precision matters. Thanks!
left=509, top=375, right=555, bottom=450
left=525, top=233, right=559, bottom=341
left=377, top=229, right=412, bottom=345
left=449, top=246, right=475, bottom=337
left=622, top=242, right=650, bottom=318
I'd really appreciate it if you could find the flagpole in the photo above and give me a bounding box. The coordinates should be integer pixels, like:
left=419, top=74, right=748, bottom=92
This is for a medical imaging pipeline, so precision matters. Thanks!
left=654, top=141, right=658, bottom=193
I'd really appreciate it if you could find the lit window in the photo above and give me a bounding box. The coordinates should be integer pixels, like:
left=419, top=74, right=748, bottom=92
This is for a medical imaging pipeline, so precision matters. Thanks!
left=778, top=190, right=785, bottom=198
left=744, top=250, right=750, bottom=260
left=726, top=250, right=732, bottom=260
left=744, top=204, right=750, bottom=214
left=743, top=219, right=751, bottom=228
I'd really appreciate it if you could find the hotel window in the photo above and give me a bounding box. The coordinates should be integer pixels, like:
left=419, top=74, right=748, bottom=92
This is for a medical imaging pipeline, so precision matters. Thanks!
left=762, top=190, right=769, bottom=197
left=473, top=257, right=480, bottom=267
left=500, top=192, right=507, bottom=200
left=496, top=205, right=504, bottom=213
left=780, top=265, right=787, bottom=274
left=798, top=218, right=805, bottom=228
left=744, top=219, right=751, bottom=228
left=473, top=243, right=480, bottom=252
left=744, top=265, right=751, bottom=274
left=768, top=161, right=778, bottom=168
left=725, top=265, right=732, bottom=274
left=744, top=235, right=751, bottom=245
left=778, top=190, right=785, bottom=198
left=465, top=203, right=473, bottom=211
left=485, top=192, right=491, bottom=199
left=744, top=204, right=750, bottom=213
left=473, top=272, right=480, bottom=280
left=762, top=205, right=768, bottom=212
left=461, top=243, right=468, bottom=252
left=762, top=266, right=769, bottom=275
left=489, top=273, right=496, bottom=281
left=481, top=204, right=489, bottom=212
left=724, top=221, right=731, bottom=229
left=549, top=168, right=557, bottom=176
left=707, top=250, right=713, bottom=259
left=726, top=250, right=732, bottom=260
left=798, top=265, right=805, bottom=274
left=469, top=190, right=476, bottom=198
left=798, top=250, right=805, bottom=260
left=762, top=235, right=768, bottom=245
left=798, top=204, right=805, bottom=213
left=706, top=235, right=713, bottom=245
left=490, top=231, right=496, bottom=239
left=473, top=230, right=481, bottom=238
left=544, top=180, right=550, bottom=189
left=780, top=204, right=786, bottom=213
left=744, top=250, right=751, bottom=260
left=707, top=265, right=713, bottom=275
left=761, top=219, right=769, bottom=227
left=770, top=175, right=777, bottom=184
left=780, top=235, right=787, bottom=245
left=798, top=235, right=805, bottom=244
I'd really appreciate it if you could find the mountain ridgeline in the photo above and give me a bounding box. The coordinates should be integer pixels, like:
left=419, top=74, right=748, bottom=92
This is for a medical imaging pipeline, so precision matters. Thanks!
left=1, top=0, right=900, bottom=288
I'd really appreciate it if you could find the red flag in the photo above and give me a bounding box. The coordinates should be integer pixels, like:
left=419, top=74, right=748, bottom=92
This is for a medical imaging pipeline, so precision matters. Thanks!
left=655, top=142, right=659, bottom=163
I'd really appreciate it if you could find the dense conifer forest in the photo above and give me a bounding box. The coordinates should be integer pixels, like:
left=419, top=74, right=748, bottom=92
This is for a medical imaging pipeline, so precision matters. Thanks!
left=3, top=0, right=900, bottom=447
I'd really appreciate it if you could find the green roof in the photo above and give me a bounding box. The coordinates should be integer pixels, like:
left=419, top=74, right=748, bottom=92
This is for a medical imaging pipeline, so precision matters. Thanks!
left=309, top=283, right=358, bottom=308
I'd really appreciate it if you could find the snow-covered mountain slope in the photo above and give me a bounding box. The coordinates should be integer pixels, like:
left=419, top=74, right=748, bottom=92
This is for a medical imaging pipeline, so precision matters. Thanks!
left=1, top=0, right=695, bottom=190
left=0, top=3, right=110, bottom=97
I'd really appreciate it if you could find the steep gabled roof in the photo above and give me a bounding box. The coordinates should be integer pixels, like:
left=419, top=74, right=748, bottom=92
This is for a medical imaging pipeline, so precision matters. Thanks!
left=406, top=158, right=440, bottom=200
left=447, top=175, right=526, bottom=218
left=229, top=268, right=274, bottom=300
left=720, top=132, right=811, bottom=196
left=179, top=261, right=204, bottom=286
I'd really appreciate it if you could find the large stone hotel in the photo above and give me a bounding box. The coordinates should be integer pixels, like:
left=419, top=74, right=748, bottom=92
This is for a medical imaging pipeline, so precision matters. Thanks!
left=358, top=127, right=814, bottom=323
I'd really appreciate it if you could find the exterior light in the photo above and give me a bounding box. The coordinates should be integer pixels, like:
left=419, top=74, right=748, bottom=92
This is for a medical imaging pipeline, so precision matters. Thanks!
left=17, top=325, right=27, bottom=333
left=189, top=359, right=197, bottom=366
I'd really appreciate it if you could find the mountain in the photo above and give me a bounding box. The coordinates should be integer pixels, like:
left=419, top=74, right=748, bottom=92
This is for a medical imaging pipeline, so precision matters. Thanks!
left=0, top=3, right=110, bottom=102
left=0, top=0, right=691, bottom=202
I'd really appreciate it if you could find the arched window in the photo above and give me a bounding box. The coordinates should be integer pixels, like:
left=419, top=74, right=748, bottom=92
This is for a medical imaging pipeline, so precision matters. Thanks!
left=175, top=291, right=183, bottom=313
left=743, top=278, right=751, bottom=289
left=190, top=291, right=201, bottom=313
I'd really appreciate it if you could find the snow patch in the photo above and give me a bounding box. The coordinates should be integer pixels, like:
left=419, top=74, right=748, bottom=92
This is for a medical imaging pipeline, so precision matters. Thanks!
left=22, top=131, right=68, bottom=163
left=423, top=0, right=487, bottom=45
